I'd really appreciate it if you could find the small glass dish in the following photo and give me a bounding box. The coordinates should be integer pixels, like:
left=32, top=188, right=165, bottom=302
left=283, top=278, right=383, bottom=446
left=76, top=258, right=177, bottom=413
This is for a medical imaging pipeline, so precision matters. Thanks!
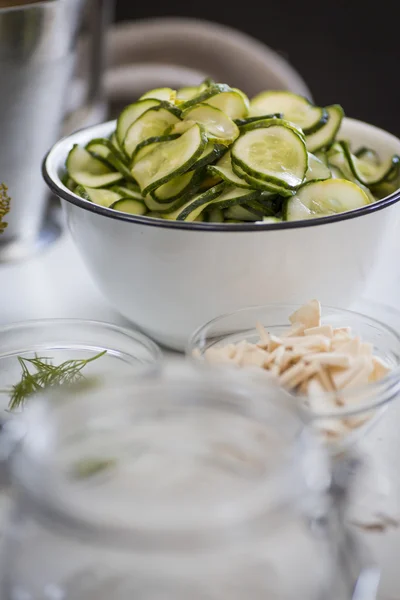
left=188, top=304, right=400, bottom=533
left=188, top=304, right=400, bottom=449
left=0, top=318, right=162, bottom=415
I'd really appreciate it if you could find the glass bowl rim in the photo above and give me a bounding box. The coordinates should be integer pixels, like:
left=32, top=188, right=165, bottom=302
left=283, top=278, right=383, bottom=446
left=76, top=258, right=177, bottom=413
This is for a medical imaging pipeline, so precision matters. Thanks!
left=187, top=302, right=400, bottom=419
left=0, top=317, right=162, bottom=363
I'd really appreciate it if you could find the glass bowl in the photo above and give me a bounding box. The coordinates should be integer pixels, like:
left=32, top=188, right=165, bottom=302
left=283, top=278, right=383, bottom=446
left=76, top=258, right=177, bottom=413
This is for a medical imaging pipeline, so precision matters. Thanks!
left=0, top=318, right=162, bottom=415
left=188, top=304, right=400, bottom=423
left=188, top=303, right=400, bottom=533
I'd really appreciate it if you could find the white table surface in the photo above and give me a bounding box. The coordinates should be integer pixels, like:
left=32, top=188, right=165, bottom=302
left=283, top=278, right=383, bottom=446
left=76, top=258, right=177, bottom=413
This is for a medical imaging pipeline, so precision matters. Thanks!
left=2, top=219, right=400, bottom=599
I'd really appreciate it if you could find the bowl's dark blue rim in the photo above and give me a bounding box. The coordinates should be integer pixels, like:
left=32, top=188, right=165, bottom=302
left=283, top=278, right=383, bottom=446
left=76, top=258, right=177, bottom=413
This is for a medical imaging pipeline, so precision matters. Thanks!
left=42, top=146, right=400, bottom=233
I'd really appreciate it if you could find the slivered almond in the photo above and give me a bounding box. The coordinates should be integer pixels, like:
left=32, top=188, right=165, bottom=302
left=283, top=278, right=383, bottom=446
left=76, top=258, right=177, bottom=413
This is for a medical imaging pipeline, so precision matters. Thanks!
left=370, top=356, right=391, bottom=381
left=334, top=327, right=351, bottom=335
left=330, top=357, right=371, bottom=390
left=337, top=337, right=361, bottom=357
left=268, top=334, right=282, bottom=352
left=272, top=345, right=286, bottom=369
left=281, top=335, right=331, bottom=352
left=256, top=321, right=270, bottom=347
left=279, top=361, right=319, bottom=389
left=241, top=346, right=269, bottom=368
left=317, top=367, right=335, bottom=392
left=281, top=323, right=306, bottom=338
left=289, top=299, right=321, bottom=329
left=304, top=325, right=333, bottom=338
left=232, top=340, right=249, bottom=365
left=305, top=352, right=351, bottom=368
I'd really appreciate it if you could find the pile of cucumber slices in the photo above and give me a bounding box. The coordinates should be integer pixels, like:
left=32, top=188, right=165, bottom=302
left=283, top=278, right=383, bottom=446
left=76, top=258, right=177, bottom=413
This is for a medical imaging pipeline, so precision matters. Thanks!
left=64, top=81, right=400, bottom=224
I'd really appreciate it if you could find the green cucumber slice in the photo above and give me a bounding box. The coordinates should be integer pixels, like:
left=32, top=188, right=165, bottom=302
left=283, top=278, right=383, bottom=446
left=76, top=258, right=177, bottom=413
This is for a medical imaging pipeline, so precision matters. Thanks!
left=140, top=88, right=176, bottom=102
left=165, top=184, right=225, bottom=222
left=304, top=152, right=332, bottom=183
left=207, top=208, right=224, bottom=222
left=85, top=138, right=134, bottom=181
left=152, top=170, right=197, bottom=203
left=182, top=103, right=239, bottom=145
left=66, top=145, right=123, bottom=188
left=354, top=146, right=380, bottom=166
left=224, top=204, right=259, bottom=221
left=190, top=142, right=227, bottom=170
left=231, top=162, right=294, bottom=196
left=131, top=134, right=180, bottom=165
left=176, top=83, right=209, bottom=104
left=124, top=106, right=181, bottom=157
left=110, top=185, right=143, bottom=200
left=249, top=91, right=325, bottom=134
left=180, top=84, right=249, bottom=119
left=110, top=198, right=147, bottom=215
left=144, top=194, right=190, bottom=213
left=116, top=99, right=161, bottom=146
left=338, top=140, right=399, bottom=186
left=235, top=113, right=282, bottom=126
left=211, top=186, right=261, bottom=209
left=131, top=124, right=207, bottom=195
left=327, top=145, right=376, bottom=203
left=306, top=105, right=344, bottom=152
left=231, top=124, right=308, bottom=189
left=285, top=179, right=370, bottom=221
left=208, top=152, right=251, bottom=188
left=77, top=186, right=122, bottom=207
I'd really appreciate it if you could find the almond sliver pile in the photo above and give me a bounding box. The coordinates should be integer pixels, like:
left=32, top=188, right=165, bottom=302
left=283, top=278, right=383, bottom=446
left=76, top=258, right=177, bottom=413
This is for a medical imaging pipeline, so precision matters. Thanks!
left=204, top=300, right=391, bottom=404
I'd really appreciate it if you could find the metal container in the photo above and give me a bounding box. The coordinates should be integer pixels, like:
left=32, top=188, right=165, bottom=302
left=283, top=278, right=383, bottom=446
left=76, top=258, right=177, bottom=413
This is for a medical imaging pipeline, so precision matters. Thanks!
left=0, top=0, right=110, bottom=262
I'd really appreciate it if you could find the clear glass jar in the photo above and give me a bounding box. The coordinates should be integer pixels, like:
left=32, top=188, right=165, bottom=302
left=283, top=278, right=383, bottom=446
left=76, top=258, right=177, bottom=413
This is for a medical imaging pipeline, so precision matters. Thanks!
left=0, top=362, right=378, bottom=600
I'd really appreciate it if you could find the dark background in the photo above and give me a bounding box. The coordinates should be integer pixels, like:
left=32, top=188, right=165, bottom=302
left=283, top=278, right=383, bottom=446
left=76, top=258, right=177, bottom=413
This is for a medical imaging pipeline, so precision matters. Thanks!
left=114, top=0, right=400, bottom=136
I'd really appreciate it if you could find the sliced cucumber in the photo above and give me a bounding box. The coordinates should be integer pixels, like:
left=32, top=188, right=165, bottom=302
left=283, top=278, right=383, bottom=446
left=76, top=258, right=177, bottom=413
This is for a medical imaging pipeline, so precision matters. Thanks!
left=132, top=134, right=180, bottom=165
left=304, top=152, right=332, bottom=183
left=85, top=138, right=133, bottom=181
left=180, top=84, right=249, bottom=119
left=144, top=194, right=190, bottom=214
left=235, top=113, right=282, bottom=127
left=116, top=99, right=161, bottom=147
left=77, top=186, right=122, bottom=208
left=124, top=106, right=181, bottom=157
left=249, top=91, right=326, bottom=134
left=176, top=83, right=208, bottom=104
left=207, top=207, right=224, bottom=222
left=190, top=142, right=226, bottom=170
left=110, top=185, right=143, bottom=200
left=306, top=105, right=344, bottom=152
left=224, top=204, right=258, bottom=221
left=231, top=124, right=307, bottom=189
left=231, top=162, right=294, bottom=196
left=182, top=103, right=239, bottom=145
left=140, top=87, right=176, bottom=103
left=110, top=198, right=147, bottom=215
left=285, top=179, right=370, bottom=221
left=131, top=124, right=207, bottom=195
left=338, top=140, right=399, bottom=186
left=212, top=186, right=261, bottom=209
left=152, top=170, right=197, bottom=203
left=165, top=184, right=225, bottom=222
left=208, top=152, right=251, bottom=188
left=354, top=146, right=380, bottom=166
left=66, top=145, right=123, bottom=188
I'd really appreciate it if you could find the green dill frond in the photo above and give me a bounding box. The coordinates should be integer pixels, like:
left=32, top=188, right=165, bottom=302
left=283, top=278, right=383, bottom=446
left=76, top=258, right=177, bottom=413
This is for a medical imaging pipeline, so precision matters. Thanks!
left=6, top=351, right=107, bottom=410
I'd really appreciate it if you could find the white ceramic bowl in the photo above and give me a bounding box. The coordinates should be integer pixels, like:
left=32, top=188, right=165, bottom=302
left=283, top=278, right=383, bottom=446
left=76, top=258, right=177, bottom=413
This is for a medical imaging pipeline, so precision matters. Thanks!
left=43, top=118, right=400, bottom=350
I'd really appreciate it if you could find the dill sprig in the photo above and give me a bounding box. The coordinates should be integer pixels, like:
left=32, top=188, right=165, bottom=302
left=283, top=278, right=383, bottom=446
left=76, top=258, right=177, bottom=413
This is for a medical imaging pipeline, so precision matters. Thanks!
left=0, top=183, right=11, bottom=234
left=6, top=351, right=107, bottom=411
